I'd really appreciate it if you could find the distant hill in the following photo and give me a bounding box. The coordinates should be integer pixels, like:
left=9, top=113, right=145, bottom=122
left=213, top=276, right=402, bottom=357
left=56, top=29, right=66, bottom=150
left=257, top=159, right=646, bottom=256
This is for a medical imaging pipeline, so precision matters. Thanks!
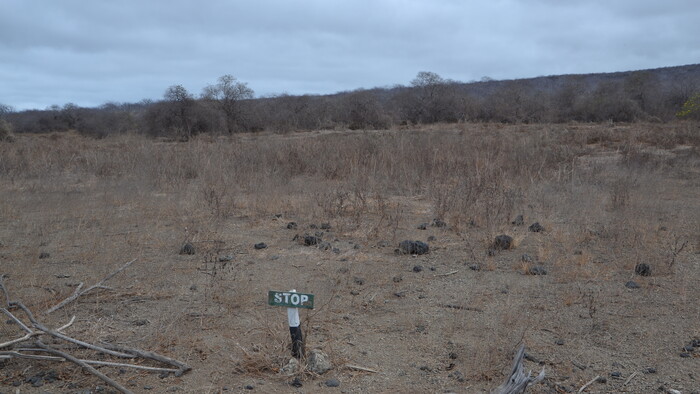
left=3, top=64, right=699, bottom=137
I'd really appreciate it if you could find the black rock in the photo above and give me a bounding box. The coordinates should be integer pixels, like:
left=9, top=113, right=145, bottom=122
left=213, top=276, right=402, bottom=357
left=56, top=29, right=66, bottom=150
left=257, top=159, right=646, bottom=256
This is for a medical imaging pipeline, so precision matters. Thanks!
left=254, top=242, right=267, bottom=250
left=324, top=379, right=340, bottom=387
left=512, top=215, right=524, bottom=226
left=680, top=352, right=691, bottom=358
left=528, top=266, right=547, bottom=275
left=610, top=371, right=621, bottom=378
left=286, top=222, right=298, bottom=229
left=245, top=384, right=255, bottom=390
left=320, top=223, right=331, bottom=230
left=39, top=252, right=50, bottom=259
left=412, top=265, right=424, bottom=273
left=398, top=240, right=430, bottom=255
left=635, top=263, right=651, bottom=276
left=469, top=264, right=481, bottom=271
left=290, top=377, right=303, bottom=387
left=555, top=339, right=565, bottom=345
left=625, top=281, right=640, bottom=289
left=683, top=345, right=695, bottom=352
left=417, top=223, right=428, bottom=230
left=427, top=235, right=436, bottom=242
left=353, top=277, right=365, bottom=285
left=309, top=224, right=318, bottom=229
left=303, top=235, right=321, bottom=246
left=643, top=367, right=657, bottom=374
left=377, top=240, right=389, bottom=247
left=431, top=219, right=447, bottom=228
left=528, top=222, right=545, bottom=232
left=392, top=276, right=402, bottom=283
left=218, top=255, right=234, bottom=262
left=493, top=235, right=513, bottom=250
left=691, top=338, right=700, bottom=347
left=179, top=243, right=195, bottom=255
left=318, top=241, right=332, bottom=251
left=521, top=253, right=533, bottom=263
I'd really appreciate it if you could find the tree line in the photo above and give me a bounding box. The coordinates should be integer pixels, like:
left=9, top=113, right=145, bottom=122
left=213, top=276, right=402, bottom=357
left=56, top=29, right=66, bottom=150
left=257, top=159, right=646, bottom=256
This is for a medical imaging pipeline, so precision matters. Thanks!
left=2, top=65, right=699, bottom=140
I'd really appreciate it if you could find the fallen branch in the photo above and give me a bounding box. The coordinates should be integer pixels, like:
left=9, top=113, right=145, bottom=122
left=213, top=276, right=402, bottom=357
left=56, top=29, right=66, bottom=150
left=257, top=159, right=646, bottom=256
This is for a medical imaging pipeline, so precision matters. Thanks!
left=35, top=339, right=132, bottom=394
left=624, top=371, right=638, bottom=385
left=578, top=375, right=600, bottom=393
left=494, top=344, right=545, bottom=394
left=44, top=259, right=136, bottom=315
left=438, top=303, right=484, bottom=312
left=100, top=342, right=192, bottom=376
left=434, top=270, right=459, bottom=277
left=345, top=363, right=379, bottom=373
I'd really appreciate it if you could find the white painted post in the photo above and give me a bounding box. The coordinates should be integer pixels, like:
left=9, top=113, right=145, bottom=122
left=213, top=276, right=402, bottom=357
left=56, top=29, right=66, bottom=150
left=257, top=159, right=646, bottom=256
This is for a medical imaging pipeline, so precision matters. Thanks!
left=287, top=289, right=304, bottom=358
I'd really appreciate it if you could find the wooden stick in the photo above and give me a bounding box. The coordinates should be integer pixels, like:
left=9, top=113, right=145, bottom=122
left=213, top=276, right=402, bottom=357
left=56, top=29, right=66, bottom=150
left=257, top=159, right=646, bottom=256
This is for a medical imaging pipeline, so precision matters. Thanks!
left=0, top=350, right=64, bottom=362
left=624, top=371, right=638, bottom=385
left=35, top=340, right=133, bottom=394
left=434, top=270, right=459, bottom=277
left=100, top=342, right=192, bottom=376
left=345, top=364, right=379, bottom=373
left=578, top=375, right=600, bottom=393
left=12, top=301, right=134, bottom=358
left=0, top=275, right=10, bottom=307
left=44, top=259, right=136, bottom=315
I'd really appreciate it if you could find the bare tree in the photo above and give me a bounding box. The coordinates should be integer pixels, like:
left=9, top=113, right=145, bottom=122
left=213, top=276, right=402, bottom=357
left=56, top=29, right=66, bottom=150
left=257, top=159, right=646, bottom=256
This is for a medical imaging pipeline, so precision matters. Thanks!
left=164, top=85, right=195, bottom=140
left=201, top=75, right=254, bottom=133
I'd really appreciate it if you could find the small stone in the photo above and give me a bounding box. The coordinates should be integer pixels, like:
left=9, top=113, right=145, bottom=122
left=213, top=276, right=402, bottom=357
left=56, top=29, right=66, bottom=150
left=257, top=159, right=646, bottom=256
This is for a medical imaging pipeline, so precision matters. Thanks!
left=353, top=244, right=361, bottom=249
left=449, top=352, right=458, bottom=360
left=377, top=240, right=389, bottom=247
left=469, top=264, right=481, bottom=271
left=280, top=358, right=299, bottom=375
left=431, top=219, right=447, bottom=228
left=303, top=235, right=321, bottom=246
left=353, top=277, right=365, bottom=285
left=417, top=223, right=428, bottom=230
left=683, top=345, right=695, bottom=352
left=254, top=242, right=267, bottom=250
left=308, top=349, right=332, bottom=374
left=392, top=276, right=402, bottom=283
left=218, top=255, right=234, bottom=262
left=427, top=235, right=436, bottom=242
left=309, top=224, right=318, bottom=229
left=643, top=367, right=657, bottom=374
left=610, top=371, right=621, bottom=378
left=159, top=371, right=170, bottom=378
left=635, top=263, right=651, bottom=276
left=144, top=385, right=154, bottom=390
left=412, top=265, right=423, bottom=273
left=350, top=290, right=360, bottom=295
left=529, top=222, right=545, bottom=232
left=527, top=266, right=547, bottom=275
left=573, top=250, right=583, bottom=255
left=512, top=215, right=524, bottom=226
left=290, top=377, right=303, bottom=387
left=318, top=241, right=332, bottom=251
left=179, top=242, right=195, bottom=255
left=625, top=281, right=640, bottom=289
left=521, top=253, right=533, bottom=263
left=680, top=352, right=691, bottom=358
left=493, top=235, right=513, bottom=250
left=245, top=384, right=254, bottom=390
left=132, top=319, right=149, bottom=326
left=39, top=252, right=50, bottom=259
left=324, top=379, right=340, bottom=387
left=332, top=248, right=340, bottom=254
left=398, top=240, right=430, bottom=255
left=287, top=222, right=298, bottom=229
left=189, top=284, right=197, bottom=291
left=597, top=377, right=607, bottom=384
left=320, top=223, right=332, bottom=230
left=555, top=339, right=565, bottom=345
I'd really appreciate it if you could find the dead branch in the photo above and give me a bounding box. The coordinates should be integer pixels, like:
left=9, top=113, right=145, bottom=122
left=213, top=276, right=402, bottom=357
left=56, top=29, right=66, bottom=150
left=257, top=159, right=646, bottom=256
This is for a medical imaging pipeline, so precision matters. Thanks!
left=0, top=264, right=191, bottom=391
left=494, top=344, right=545, bottom=394
left=12, top=301, right=135, bottom=358
left=35, top=339, right=133, bottom=394
left=578, top=375, right=601, bottom=393
left=100, top=342, right=192, bottom=376
left=44, top=258, right=136, bottom=315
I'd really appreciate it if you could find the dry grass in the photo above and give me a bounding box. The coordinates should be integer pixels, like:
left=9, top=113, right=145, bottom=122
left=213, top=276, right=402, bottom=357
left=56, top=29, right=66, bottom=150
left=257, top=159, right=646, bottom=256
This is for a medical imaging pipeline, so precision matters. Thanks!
left=0, top=122, right=698, bottom=392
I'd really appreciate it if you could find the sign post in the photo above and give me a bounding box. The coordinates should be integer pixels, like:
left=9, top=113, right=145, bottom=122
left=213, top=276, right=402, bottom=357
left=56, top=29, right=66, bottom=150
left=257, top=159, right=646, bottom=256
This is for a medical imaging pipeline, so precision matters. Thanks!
left=268, top=289, right=314, bottom=358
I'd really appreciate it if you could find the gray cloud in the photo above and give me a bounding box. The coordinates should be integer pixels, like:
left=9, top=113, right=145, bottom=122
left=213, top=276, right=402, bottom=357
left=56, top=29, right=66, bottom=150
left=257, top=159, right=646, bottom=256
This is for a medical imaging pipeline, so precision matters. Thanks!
left=1, top=0, right=698, bottom=109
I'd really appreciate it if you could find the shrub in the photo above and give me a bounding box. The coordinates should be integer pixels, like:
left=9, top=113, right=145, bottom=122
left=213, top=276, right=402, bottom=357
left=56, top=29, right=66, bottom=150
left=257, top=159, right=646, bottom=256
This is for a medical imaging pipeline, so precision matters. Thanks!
left=0, top=119, right=15, bottom=142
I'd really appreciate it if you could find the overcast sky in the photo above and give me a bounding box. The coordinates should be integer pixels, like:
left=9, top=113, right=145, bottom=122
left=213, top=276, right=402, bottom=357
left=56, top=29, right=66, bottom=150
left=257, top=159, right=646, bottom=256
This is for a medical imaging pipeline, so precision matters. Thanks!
left=2, top=0, right=699, bottom=110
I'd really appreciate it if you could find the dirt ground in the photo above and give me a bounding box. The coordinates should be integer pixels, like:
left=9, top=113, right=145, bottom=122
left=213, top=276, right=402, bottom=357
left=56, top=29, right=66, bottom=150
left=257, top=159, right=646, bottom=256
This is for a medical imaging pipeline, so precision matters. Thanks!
left=0, top=123, right=698, bottom=393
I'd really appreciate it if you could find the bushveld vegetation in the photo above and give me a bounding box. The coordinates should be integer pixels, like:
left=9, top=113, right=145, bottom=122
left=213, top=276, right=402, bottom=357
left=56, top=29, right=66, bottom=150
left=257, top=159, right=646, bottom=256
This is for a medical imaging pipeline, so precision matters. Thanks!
left=0, top=118, right=698, bottom=391
left=2, top=64, right=700, bottom=139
